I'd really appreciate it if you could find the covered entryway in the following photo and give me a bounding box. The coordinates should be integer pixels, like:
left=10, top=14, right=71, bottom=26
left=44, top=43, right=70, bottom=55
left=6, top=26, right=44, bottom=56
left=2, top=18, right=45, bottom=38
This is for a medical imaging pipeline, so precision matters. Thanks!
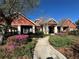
left=57, top=26, right=61, bottom=33
left=11, top=15, right=36, bottom=34
left=49, top=26, right=54, bottom=33
left=63, top=26, right=69, bottom=32
left=21, top=25, right=32, bottom=34
left=63, top=27, right=68, bottom=30
left=47, top=19, right=58, bottom=34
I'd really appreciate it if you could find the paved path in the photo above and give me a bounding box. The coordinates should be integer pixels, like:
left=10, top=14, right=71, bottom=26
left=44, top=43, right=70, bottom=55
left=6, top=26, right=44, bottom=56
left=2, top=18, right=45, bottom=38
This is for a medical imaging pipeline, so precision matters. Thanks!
left=33, top=36, right=67, bottom=59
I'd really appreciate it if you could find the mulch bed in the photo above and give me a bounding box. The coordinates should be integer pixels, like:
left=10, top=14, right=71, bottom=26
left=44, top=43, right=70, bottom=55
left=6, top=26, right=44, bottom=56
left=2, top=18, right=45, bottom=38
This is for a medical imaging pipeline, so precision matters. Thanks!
left=0, top=35, right=32, bottom=59
left=57, top=44, right=79, bottom=59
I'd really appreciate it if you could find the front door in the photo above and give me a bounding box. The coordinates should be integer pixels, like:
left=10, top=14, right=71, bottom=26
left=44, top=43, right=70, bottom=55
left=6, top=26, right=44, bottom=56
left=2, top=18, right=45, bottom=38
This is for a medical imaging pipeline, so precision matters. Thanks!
left=49, top=26, right=54, bottom=33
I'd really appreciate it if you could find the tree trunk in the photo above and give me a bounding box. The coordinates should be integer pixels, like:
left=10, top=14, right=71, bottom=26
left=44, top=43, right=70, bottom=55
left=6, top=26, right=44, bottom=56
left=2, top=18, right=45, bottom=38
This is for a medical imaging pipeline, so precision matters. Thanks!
left=0, top=34, right=3, bottom=44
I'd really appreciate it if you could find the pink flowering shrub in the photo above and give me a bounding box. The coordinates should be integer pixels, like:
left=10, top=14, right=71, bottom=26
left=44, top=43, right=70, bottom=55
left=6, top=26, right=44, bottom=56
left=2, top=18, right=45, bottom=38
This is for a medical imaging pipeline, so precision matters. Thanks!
left=6, top=35, right=29, bottom=52
left=15, top=34, right=29, bottom=45
left=16, top=34, right=29, bottom=40
left=7, top=34, right=29, bottom=47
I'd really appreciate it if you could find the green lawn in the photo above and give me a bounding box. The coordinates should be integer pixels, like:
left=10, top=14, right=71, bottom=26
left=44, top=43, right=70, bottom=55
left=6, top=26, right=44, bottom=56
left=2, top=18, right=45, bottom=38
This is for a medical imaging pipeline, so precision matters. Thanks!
left=49, top=35, right=77, bottom=48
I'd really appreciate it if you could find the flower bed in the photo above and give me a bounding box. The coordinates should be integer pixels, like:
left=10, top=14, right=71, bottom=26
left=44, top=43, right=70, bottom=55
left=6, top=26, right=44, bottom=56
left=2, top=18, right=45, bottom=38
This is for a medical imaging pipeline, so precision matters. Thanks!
left=7, top=34, right=29, bottom=46
left=0, top=35, right=37, bottom=59
left=0, top=40, right=37, bottom=59
left=16, top=34, right=29, bottom=40
left=15, top=34, right=29, bottom=45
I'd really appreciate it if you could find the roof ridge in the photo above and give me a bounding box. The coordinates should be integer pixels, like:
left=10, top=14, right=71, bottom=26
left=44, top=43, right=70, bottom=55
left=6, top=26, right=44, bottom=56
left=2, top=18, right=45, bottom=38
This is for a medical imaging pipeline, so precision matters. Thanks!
left=19, top=14, right=36, bottom=26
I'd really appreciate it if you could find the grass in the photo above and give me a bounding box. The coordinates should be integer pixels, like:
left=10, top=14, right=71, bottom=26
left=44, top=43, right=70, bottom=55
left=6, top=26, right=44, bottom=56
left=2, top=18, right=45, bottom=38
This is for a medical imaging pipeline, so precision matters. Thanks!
left=49, top=35, right=75, bottom=48
left=49, top=35, right=79, bottom=59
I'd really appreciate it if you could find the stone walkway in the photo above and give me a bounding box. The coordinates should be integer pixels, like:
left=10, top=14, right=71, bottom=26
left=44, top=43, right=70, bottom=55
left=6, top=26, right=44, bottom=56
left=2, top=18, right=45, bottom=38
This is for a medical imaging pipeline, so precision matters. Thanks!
left=33, top=36, right=67, bottom=59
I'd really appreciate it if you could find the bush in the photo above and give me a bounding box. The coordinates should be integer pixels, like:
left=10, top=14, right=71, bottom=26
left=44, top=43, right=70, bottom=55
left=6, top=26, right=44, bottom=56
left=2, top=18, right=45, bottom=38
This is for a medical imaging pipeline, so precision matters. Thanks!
left=49, top=35, right=73, bottom=48
left=7, top=35, right=29, bottom=46
left=35, top=30, right=44, bottom=38
left=28, top=32, right=34, bottom=35
left=27, top=38, right=32, bottom=42
left=69, top=30, right=79, bottom=35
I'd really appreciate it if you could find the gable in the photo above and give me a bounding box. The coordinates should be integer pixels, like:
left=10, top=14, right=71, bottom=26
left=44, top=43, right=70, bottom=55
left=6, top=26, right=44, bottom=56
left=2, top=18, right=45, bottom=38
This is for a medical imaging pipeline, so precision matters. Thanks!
left=35, top=19, right=47, bottom=25
left=63, top=20, right=76, bottom=29
left=11, top=15, right=36, bottom=26
left=48, top=20, right=57, bottom=25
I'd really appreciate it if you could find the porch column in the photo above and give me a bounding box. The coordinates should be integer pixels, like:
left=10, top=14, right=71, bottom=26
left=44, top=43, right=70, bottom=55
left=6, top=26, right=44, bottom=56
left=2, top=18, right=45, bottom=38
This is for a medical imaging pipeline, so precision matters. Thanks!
left=18, top=25, right=21, bottom=34
left=43, top=25, right=45, bottom=34
left=54, top=26, right=58, bottom=33
left=33, top=26, right=35, bottom=33
left=46, top=25, right=49, bottom=34
left=8, top=29, right=11, bottom=32
left=61, top=27, right=63, bottom=31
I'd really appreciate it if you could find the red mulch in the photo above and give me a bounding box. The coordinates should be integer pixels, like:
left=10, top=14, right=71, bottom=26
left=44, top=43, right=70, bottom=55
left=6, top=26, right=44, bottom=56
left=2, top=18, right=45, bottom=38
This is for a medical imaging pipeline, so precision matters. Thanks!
left=57, top=47, right=79, bottom=59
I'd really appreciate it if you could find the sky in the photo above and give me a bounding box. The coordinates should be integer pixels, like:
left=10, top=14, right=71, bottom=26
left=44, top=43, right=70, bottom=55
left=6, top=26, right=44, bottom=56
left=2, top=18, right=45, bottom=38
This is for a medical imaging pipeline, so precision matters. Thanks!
left=25, top=0, right=79, bottom=22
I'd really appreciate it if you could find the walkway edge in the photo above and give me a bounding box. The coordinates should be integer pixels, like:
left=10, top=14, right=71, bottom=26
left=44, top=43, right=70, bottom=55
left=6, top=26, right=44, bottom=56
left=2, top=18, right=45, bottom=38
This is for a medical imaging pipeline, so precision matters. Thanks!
left=49, top=45, right=67, bottom=59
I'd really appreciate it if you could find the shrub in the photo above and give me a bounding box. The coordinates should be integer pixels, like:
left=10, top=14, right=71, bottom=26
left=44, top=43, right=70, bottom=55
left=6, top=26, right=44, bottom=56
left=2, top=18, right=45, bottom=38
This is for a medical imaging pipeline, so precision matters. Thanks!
left=16, top=34, right=29, bottom=40
left=7, top=35, right=29, bottom=46
left=35, top=30, right=44, bottom=38
left=27, top=38, right=32, bottom=42
left=28, top=32, right=34, bottom=35
left=15, top=34, right=29, bottom=45
left=69, top=30, right=79, bottom=35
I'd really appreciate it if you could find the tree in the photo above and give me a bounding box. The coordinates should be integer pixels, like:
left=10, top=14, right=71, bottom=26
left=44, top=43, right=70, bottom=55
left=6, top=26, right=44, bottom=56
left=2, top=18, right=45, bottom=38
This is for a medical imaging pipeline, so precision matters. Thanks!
left=0, top=0, right=39, bottom=25
left=0, top=0, right=39, bottom=31
left=0, top=0, right=39, bottom=42
left=75, top=19, right=79, bottom=25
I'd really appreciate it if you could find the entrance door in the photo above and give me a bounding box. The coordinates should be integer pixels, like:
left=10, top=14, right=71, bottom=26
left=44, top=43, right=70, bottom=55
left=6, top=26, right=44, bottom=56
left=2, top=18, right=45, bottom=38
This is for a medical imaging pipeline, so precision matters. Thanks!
left=49, top=26, right=54, bottom=33
left=57, top=26, right=61, bottom=33
left=63, top=27, right=69, bottom=32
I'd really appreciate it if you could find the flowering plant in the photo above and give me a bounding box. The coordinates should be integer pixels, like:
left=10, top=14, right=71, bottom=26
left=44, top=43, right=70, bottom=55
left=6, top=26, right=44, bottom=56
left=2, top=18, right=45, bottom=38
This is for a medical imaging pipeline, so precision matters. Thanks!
left=15, top=34, right=29, bottom=45
left=16, top=34, right=29, bottom=40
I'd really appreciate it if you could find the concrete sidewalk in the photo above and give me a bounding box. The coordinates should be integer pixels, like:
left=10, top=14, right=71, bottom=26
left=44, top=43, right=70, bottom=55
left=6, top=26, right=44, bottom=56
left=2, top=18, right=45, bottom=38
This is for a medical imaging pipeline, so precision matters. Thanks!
left=33, top=36, right=67, bottom=59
